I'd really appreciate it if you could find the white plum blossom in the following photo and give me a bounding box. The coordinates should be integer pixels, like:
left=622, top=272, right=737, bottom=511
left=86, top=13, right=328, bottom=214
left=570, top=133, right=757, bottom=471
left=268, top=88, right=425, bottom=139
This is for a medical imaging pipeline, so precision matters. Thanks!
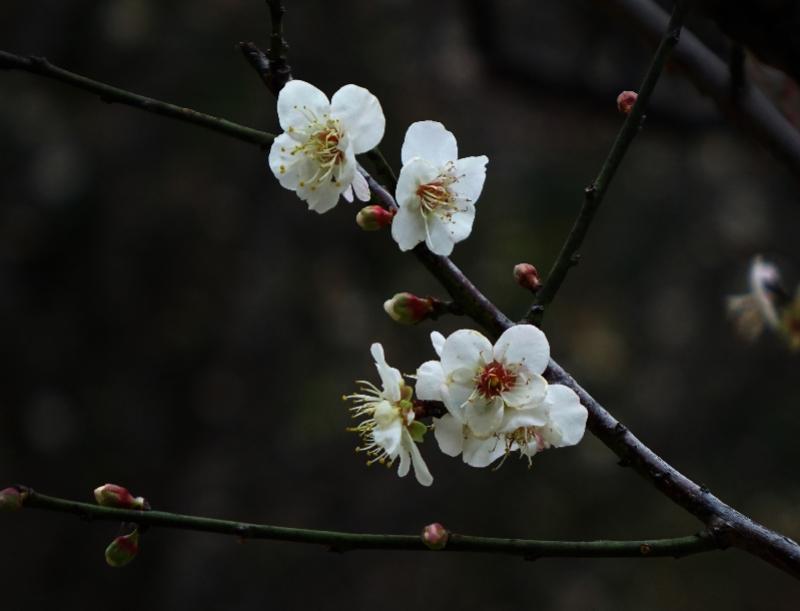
left=416, top=325, right=550, bottom=437
left=392, top=121, right=488, bottom=256
left=346, top=343, right=433, bottom=486
left=415, top=325, right=588, bottom=469
left=432, top=383, right=587, bottom=468
left=269, top=80, right=385, bottom=213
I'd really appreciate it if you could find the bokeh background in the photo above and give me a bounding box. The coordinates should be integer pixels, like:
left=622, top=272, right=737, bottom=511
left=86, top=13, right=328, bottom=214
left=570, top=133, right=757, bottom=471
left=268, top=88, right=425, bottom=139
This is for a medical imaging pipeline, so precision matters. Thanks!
left=2, top=1, right=800, bottom=609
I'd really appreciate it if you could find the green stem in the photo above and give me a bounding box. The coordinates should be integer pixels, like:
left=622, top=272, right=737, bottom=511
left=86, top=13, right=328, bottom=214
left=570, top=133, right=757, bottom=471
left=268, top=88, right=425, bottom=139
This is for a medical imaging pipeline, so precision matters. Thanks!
left=0, top=50, right=275, bottom=147
left=18, top=489, right=717, bottom=559
left=524, top=0, right=689, bottom=325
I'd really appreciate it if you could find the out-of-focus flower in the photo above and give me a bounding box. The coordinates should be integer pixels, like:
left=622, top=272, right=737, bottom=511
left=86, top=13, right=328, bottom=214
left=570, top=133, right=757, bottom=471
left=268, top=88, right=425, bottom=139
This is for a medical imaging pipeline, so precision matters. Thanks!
left=779, top=289, right=800, bottom=351
left=392, top=121, right=488, bottom=256
left=0, top=487, right=25, bottom=511
left=727, top=255, right=787, bottom=342
left=268, top=80, right=385, bottom=213
left=346, top=343, right=433, bottom=486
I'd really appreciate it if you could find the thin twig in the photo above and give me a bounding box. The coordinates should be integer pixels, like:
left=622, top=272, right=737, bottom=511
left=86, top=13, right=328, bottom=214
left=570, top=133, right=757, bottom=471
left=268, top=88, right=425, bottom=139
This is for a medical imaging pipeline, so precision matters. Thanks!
left=0, top=50, right=275, bottom=147
left=524, top=0, right=690, bottom=325
left=15, top=488, right=718, bottom=560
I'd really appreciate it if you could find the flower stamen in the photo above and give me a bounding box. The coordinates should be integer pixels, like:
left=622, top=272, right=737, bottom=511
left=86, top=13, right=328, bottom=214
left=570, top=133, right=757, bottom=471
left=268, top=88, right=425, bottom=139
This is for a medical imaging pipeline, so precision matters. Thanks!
left=475, top=361, right=517, bottom=399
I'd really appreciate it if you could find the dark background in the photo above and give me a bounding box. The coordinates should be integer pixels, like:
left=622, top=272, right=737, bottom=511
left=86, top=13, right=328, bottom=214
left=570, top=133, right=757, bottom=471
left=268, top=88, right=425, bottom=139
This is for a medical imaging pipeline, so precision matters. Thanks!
left=2, top=1, right=800, bottom=609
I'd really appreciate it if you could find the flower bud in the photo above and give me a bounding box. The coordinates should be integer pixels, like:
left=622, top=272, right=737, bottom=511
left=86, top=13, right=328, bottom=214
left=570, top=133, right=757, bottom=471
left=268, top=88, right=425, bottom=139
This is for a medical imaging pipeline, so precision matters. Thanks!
left=356, top=205, right=394, bottom=231
left=617, top=90, right=638, bottom=115
left=94, top=483, right=148, bottom=510
left=513, top=263, right=541, bottom=292
left=421, top=522, right=449, bottom=550
left=105, top=530, right=140, bottom=568
left=0, top=487, right=25, bottom=511
left=383, top=292, right=434, bottom=325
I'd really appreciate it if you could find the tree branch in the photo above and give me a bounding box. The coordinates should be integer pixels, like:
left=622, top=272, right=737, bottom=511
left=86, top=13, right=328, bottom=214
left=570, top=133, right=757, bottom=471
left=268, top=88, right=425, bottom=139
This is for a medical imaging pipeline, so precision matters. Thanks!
left=4, top=41, right=800, bottom=579
left=0, top=50, right=275, bottom=147
left=524, top=0, right=689, bottom=325
left=14, top=488, right=718, bottom=560
left=602, top=0, right=800, bottom=180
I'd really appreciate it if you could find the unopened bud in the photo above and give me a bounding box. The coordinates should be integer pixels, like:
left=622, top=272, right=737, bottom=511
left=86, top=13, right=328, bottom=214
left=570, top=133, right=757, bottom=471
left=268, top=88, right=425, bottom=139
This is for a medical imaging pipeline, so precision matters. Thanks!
left=105, top=530, right=140, bottom=568
left=617, top=90, right=638, bottom=115
left=356, top=205, right=395, bottom=231
left=94, top=483, right=148, bottom=510
left=421, top=522, right=449, bottom=550
left=513, top=263, right=541, bottom=292
left=383, top=292, right=434, bottom=325
left=0, top=487, right=25, bottom=511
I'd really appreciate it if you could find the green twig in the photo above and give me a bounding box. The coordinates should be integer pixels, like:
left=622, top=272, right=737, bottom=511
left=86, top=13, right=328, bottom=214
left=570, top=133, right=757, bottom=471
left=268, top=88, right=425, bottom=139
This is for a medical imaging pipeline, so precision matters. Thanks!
left=524, top=0, right=690, bottom=325
left=0, top=50, right=275, bottom=147
left=16, top=488, right=718, bottom=560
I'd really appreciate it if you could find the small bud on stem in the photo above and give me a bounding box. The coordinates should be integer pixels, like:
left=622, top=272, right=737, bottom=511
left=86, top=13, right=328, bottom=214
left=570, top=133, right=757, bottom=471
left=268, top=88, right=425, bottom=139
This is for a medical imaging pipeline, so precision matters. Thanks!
left=94, top=484, right=149, bottom=510
left=513, top=263, right=541, bottom=293
left=421, top=522, right=449, bottom=550
left=616, top=90, right=638, bottom=115
left=356, top=205, right=395, bottom=231
left=0, top=487, right=26, bottom=511
left=383, top=292, right=435, bottom=324
left=105, top=529, right=140, bottom=568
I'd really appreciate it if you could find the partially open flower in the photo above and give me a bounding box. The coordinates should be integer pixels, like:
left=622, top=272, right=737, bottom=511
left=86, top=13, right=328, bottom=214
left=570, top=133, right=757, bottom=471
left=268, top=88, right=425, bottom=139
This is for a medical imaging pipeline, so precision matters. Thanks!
left=269, top=80, right=385, bottom=213
left=346, top=343, right=433, bottom=486
left=392, top=121, right=488, bottom=256
left=94, top=483, right=148, bottom=510
left=383, top=292, right=434, bottom=325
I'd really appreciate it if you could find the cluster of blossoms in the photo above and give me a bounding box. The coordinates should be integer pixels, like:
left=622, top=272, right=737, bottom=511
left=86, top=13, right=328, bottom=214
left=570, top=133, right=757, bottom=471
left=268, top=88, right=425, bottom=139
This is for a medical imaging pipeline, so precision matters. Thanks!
left=268, top=80, right=487, bottom=255
left=346, top=325, right=588, bottom=486
left=267, top=81, right=586, bottom=486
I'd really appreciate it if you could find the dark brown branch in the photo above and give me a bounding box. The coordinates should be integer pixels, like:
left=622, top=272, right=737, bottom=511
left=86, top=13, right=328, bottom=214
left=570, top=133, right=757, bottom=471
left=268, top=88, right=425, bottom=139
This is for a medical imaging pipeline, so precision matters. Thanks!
left=603, top=0, right=800, bottom=180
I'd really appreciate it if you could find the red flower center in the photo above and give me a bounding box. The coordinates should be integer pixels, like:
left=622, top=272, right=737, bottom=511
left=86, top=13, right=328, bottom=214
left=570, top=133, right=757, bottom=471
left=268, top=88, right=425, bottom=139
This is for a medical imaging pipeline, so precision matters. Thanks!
left=475, top=361, right=516, bottom=399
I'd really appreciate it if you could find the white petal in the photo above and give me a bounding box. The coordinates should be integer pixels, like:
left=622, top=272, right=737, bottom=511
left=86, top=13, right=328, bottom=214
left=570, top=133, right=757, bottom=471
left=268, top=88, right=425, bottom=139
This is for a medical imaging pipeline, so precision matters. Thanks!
left=445, top=205, right=476, bottom=243
left=370, top=343, right=402, bottom=402
left=500, top=371, right=547, bottom=408
left=441, top=329, right=492, bottom=375
left=433, top=414, right=464, bottom=457
left=342, top=184, right=354, bottom=203
left=301, top=179, right=343, bottom=214
left=403, top=431, right=433, bottom=486
left=545, top=384, right=588, bottom=447
left=396, top=157, right=439, bottom=207
left=330, top=84, right=385, bottom=153
left=391, top=202, right=426, bottom=251
left=351, top=170, right=370, bottom=202
left=464, top=395, right=504, bottom=436
left=277, top=80, right=330, bottom=138
left=415, top=360, right=446, bottom=401
left=431, top=331, right=446, bottom=357
left=498, top=404, right=548, bottom=433
left=424, top=215, right=456, bottom=256
left=397, top=444, right=411, bottom=477
left=463, top=434, right=505, bottom=468
left=452, top=155, right=488, bottom=203
left=493, top=324, right=550, bottom=375
left=401, top=121, right=458, bottom=166
left=268, top=133, right=310, bottom=190
left=372, top=415, right=402, bottom=456
left=442, top=370, right=474, bottom=419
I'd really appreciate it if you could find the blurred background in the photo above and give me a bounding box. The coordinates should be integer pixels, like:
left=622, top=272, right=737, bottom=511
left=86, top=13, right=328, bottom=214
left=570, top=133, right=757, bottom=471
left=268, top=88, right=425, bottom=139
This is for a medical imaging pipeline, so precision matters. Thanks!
left=2, top=0, right=800, bottom=609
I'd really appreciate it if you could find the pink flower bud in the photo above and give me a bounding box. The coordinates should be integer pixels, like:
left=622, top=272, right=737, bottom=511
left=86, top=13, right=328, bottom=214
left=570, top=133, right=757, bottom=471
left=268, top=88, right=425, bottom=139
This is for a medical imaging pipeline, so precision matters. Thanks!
left=616, top=90, right=638, bottom=115
left=383, top=292, right=434, bottom=325
left=422, top=522, right=449, bottom=550
left=513, top=263, right=541, bottom=292
left=0, top=487, right=25, bottom=511
left=105, top=530, right=140, bottom=568
left=94, top=484, right=148, bottom=510
left=356, top=205, right=395, bottom=231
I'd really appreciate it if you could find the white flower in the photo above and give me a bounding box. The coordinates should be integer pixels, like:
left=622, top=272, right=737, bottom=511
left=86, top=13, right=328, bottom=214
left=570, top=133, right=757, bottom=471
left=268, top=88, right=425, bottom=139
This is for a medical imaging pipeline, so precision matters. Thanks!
left=268, top=80, right=385, bottom=213
left=432, top=382, right=587, bottom=468
left=416, top=325, right=550, bottom=437
left=391, top=121, right=488, bottom=256
left=346, top=343, right=433, bottom=486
